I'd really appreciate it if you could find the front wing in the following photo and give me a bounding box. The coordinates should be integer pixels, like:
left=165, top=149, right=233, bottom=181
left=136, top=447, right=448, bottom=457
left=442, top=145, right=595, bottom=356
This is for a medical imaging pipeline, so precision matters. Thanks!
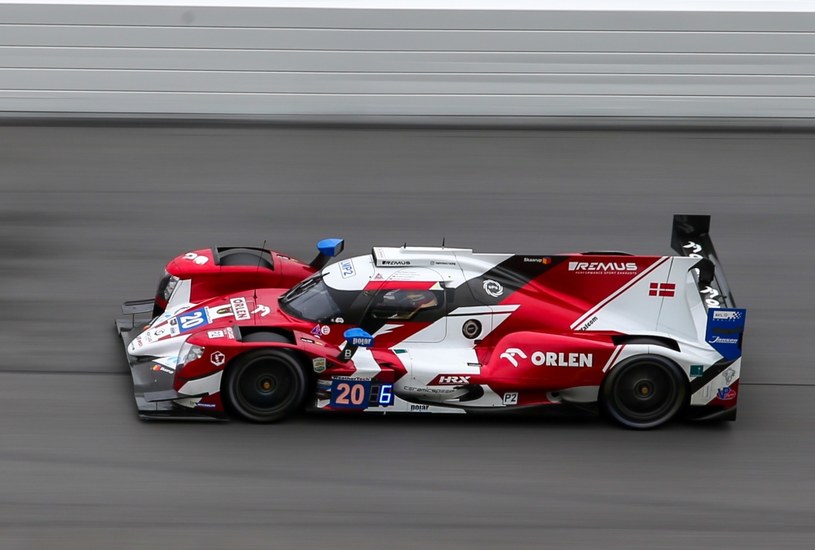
left=116, top=299, right=224, bottom=421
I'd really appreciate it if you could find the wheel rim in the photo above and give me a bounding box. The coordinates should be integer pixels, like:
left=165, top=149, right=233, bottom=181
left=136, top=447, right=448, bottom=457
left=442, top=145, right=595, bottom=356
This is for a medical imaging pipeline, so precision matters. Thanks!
left=234, top=359, right=296, bottom=416
left=611, top=362, right=678, bottom=422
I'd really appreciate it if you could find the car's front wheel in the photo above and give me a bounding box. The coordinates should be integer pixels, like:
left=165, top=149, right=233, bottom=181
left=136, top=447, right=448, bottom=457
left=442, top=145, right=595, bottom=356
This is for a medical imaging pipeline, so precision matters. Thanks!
left=601, top=355, right=687, bottom=430
left=222, top=349, right=306, bottom=423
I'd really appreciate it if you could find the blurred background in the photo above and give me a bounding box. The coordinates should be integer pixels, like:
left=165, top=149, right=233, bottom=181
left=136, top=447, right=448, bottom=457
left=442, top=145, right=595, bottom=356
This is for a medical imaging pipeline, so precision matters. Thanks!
left=1, top=1, right=814, bottom=549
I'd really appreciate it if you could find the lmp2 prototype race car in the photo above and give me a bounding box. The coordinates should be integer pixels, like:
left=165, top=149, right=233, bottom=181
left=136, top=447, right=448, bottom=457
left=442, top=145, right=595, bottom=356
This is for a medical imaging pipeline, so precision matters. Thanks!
left=116, top=215, right=746, bottom=429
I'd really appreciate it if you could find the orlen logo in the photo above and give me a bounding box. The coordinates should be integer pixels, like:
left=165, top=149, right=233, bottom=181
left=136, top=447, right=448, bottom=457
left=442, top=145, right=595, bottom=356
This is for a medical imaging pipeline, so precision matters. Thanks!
left=568, top=261, right=638, bottom=273
left=230, top=297, right=251, bottom=321
left=500, top=348, right=593, bottom=368
left=429, top=374, right=471, bottom=386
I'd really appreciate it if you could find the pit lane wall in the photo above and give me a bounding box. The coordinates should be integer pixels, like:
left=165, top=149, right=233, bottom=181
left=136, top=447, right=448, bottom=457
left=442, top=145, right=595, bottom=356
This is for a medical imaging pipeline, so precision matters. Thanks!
left=2, top=1, right=815, bottom=122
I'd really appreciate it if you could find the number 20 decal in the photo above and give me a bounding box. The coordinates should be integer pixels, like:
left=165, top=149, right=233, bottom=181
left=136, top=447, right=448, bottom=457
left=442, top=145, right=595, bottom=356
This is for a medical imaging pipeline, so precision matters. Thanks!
left=329, top=380, right=371, bottom=409
left=177, top=308, right=210, bottom=333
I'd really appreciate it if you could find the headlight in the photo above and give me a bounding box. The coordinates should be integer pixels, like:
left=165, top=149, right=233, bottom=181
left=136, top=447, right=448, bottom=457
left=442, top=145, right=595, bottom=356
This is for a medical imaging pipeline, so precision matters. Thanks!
left=163, top=275, right=180, bottom=301
left=177, top=341, right=205, bottom=368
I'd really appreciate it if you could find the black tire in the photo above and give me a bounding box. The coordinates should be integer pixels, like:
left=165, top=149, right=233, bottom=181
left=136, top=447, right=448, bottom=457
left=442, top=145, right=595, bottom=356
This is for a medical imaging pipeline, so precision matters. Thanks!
left=222, top=349, right=306, bottom=423
left=601, top=355, right=687, bottom=430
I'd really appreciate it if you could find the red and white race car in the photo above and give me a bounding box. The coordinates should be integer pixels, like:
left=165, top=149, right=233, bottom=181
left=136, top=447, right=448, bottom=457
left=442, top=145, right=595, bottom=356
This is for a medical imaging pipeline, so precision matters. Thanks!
left=116, top=215, right=746, bottom=429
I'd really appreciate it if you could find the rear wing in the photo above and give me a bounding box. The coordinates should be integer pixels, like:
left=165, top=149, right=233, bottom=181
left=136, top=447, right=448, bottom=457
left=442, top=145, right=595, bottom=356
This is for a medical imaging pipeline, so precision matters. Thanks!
left=671, top=214, right=736, bottom=309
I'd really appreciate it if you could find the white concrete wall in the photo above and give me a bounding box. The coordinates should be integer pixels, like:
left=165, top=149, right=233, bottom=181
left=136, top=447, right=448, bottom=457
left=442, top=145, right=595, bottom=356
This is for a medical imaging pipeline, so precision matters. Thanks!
left=1, top=1, right=815, bottom=120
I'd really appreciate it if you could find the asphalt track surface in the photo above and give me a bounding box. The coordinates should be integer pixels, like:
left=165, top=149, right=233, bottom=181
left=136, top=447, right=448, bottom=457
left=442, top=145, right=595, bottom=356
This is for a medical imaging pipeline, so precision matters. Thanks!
left=1, top=124, right=814, bottom=549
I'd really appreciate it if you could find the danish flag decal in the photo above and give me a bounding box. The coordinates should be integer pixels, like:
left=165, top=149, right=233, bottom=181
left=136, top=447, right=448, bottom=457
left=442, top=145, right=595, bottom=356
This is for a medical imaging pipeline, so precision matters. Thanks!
left=649, top=282, right=676, bottom=297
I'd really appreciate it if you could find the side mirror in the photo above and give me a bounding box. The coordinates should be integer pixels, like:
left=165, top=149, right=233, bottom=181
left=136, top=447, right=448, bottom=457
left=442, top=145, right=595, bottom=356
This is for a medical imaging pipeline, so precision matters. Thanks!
left=344, top=328, right=374, bottom=348
left=337, top=328, right=374, bottom=363
left=310, top=238, right=345, bottom=269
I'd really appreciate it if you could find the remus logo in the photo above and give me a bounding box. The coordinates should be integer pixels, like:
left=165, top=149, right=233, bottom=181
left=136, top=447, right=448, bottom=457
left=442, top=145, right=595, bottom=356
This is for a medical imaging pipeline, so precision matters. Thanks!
left=568, top=261, right=638, bottom=273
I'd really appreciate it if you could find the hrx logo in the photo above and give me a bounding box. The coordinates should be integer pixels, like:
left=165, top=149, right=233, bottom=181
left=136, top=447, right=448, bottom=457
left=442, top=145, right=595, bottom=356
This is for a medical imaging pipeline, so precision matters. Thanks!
left=429, top=375, right=471, bottom=385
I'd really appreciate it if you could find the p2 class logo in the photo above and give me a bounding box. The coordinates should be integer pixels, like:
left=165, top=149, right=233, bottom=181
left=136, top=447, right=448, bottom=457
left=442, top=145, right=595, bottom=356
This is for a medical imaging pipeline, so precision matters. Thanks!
left=339, top=259, right=356, bottom=278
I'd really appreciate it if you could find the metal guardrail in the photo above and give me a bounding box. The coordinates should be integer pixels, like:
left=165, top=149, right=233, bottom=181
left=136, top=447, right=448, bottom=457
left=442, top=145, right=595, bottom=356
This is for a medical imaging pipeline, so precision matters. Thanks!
left=1, top=2, right=814, bottom=121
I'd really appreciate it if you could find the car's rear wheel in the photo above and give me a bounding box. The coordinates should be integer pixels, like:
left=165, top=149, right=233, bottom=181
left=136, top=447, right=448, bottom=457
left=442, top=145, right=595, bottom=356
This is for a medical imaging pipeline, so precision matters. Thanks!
left=601, top=355, right=687, bottom=430
left=223, top=349, right=306, bottom=423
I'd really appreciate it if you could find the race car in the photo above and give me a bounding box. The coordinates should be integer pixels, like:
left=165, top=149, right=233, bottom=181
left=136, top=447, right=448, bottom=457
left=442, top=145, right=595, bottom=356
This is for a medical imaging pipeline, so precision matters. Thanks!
left=115, top=214, right=746, bottom=429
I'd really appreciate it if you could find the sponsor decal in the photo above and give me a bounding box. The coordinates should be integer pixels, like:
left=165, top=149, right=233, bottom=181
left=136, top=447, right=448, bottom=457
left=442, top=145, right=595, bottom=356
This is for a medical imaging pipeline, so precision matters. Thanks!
left=710, top=336, right=739, bottom=344
left=499, top=348, right=592, bottom=368
left=723, top=368, right=736, bottom=384
left=373, top=273, right=384, bottom=280
left=568, top=261, right=638, bottom=274
left=183, top=252, right=208, bottom=265
left=339, top=259, right=356, bottom=278
left=251, top=304, right=271, bottom=317
left=649, top=282, right=676, bottom=298
left=483, top=279, right=504, bottom=298
left=429, top=375, right=471, bottom=386
left=403, top=385, right=458, bottom=395
left=208, top=305, right=234, bottom=320
left=713, top=310, right=743, bottom=321
left=706, top=308, right=746, bottom=360
left=151, top=364, right=174, bottom=375
left=690, top=365, right=705, bottom=377
left=531, top=351, right=592, bottom=368
left=210, top=351, right=226, bottom=367
left=348, top=336, right=372, bottom=347
left=207, top=330, right=225, bottom=338
left=430, top=260, right=456, bottom=266
left=523, top=257, right=551, bottom=265
left=682, top=240, right=704, bottom=258
left=500, top=348, right=527, bottom=368
left=301, top=337, right=316, bottom=344
left=195, top=402, right=217, bottom=409
left=381, top=260, right=411, bottom=266
left=717, top=386, right=737, bottom=401
left=230, top=297, right=251, bottom=321
left=226, top=327, right=235, bottom=339
left=700, top=286, right=723, bottom=308
left=503, top=392, right=519, bottom=405
left=578, top=316, right=598, bottom=331
left=410, top=404, right=430, bottom=412
left=331, top=317, right=344, bottom=324
left=177, top=308, right=210, bottom=333
left=312, top=357, right=327, bottom=373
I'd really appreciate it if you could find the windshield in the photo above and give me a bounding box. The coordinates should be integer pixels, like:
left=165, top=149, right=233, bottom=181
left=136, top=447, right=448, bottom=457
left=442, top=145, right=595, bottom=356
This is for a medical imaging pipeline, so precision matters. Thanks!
left=279, top=274, right=342, bottom=322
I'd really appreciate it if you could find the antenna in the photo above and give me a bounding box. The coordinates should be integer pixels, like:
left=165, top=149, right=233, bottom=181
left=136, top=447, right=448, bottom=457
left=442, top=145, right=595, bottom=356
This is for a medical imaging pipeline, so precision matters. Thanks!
left=253, top=239, right=267, bottom=303
left=442, top=237, right=446, bottom=248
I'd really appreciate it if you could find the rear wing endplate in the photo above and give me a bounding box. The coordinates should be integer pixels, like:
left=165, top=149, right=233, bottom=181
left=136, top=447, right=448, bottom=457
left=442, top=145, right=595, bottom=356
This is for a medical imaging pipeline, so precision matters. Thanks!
left=671, top=214, right=737, bottom=308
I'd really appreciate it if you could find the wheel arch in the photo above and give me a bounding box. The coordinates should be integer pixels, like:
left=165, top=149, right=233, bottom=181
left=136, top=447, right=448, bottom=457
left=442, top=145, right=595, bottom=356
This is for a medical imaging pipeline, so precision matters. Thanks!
left=599, top=352, right=690, bottom=429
